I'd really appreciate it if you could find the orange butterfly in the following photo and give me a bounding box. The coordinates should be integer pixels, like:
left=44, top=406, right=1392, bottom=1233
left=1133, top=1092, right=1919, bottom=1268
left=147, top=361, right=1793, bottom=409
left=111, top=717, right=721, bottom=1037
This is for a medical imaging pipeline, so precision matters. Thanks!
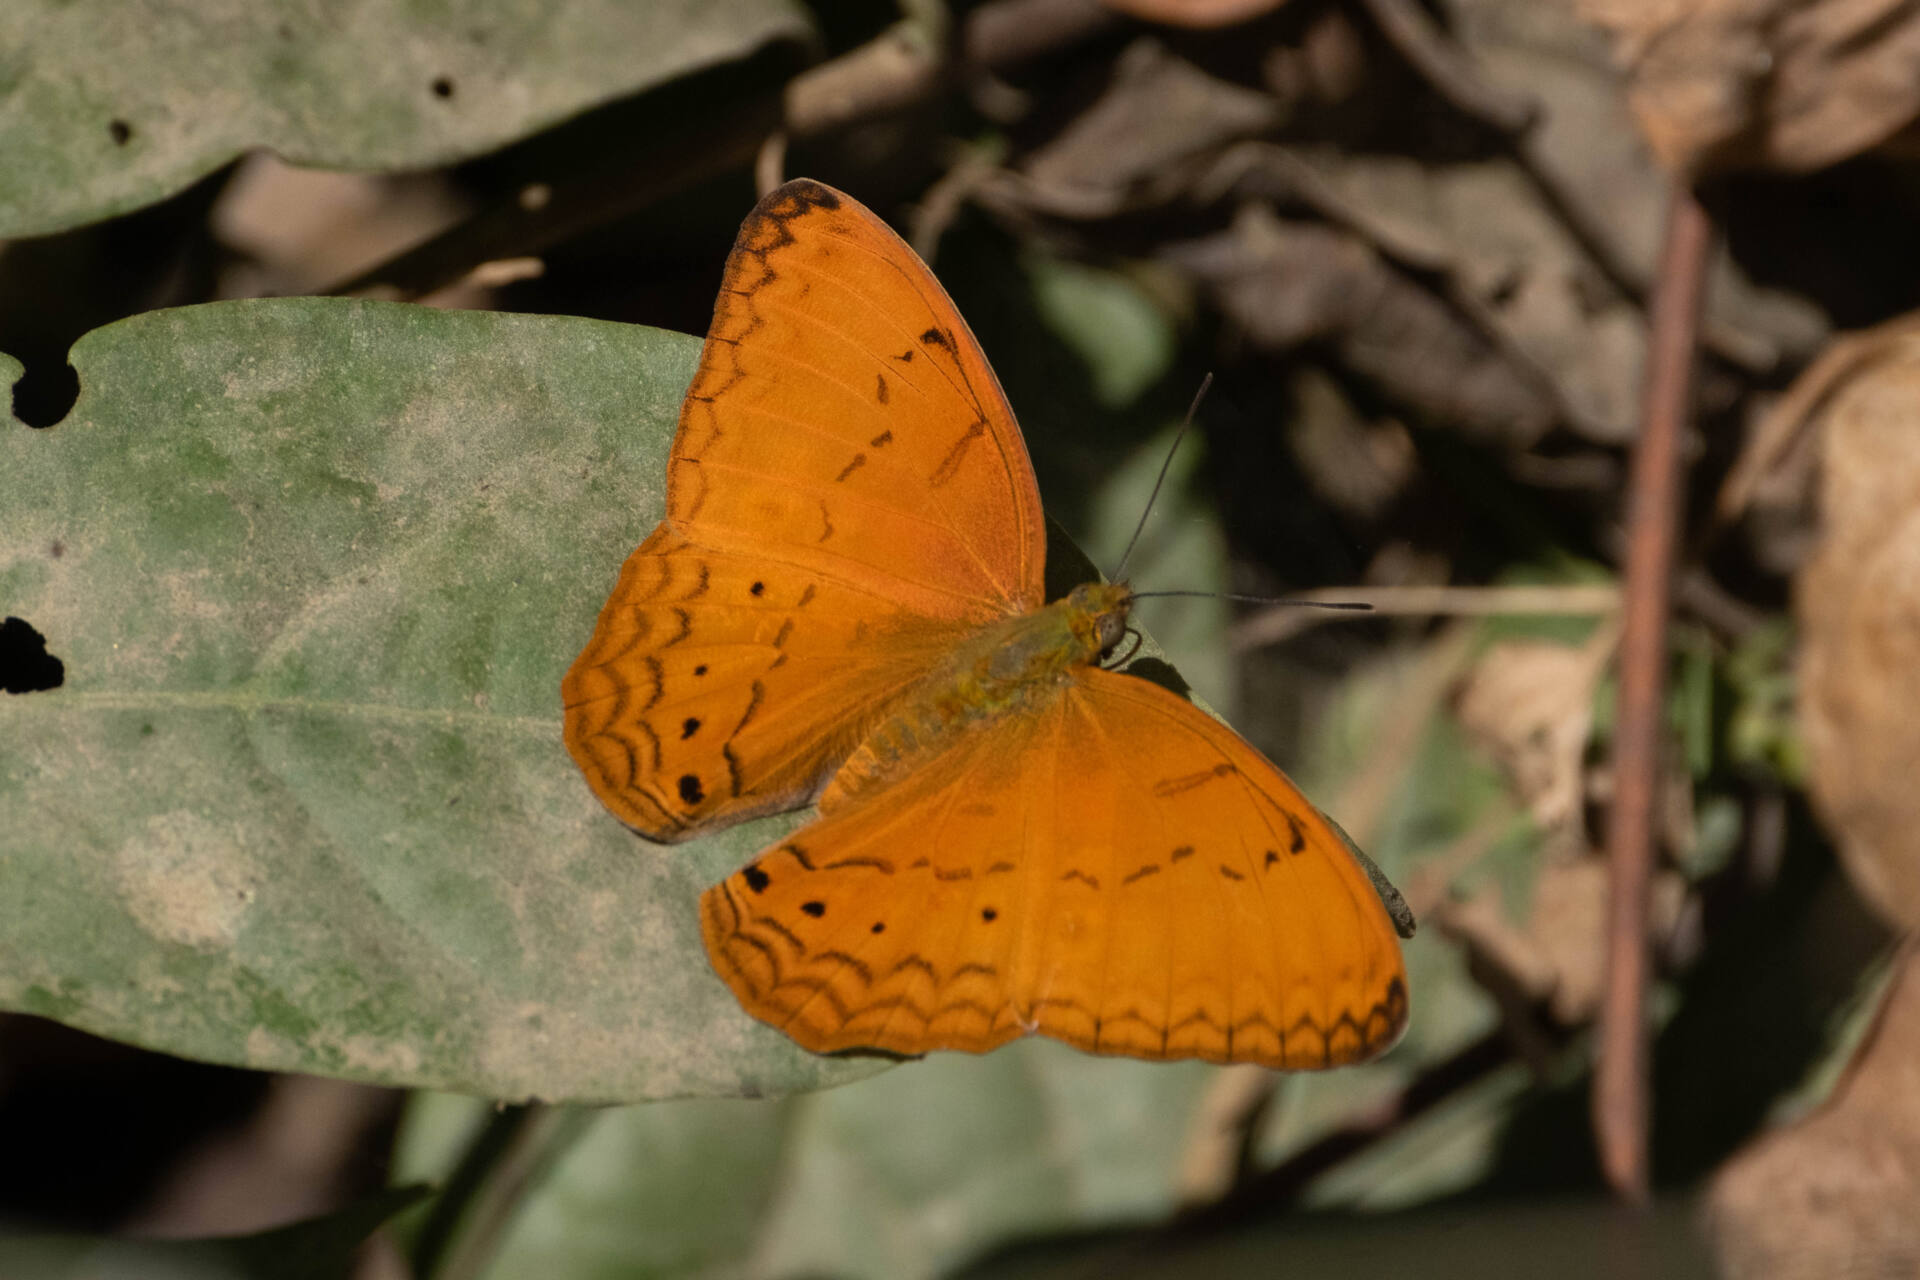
left=563, top=180, right=1411, bottom=1069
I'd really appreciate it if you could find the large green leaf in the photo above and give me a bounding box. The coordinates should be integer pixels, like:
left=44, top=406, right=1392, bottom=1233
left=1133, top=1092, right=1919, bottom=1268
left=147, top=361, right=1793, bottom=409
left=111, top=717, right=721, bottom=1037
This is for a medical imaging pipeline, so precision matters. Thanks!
left=0, top=297, right=882, bottom=1102
left=0, top=0, right=811, bottom=238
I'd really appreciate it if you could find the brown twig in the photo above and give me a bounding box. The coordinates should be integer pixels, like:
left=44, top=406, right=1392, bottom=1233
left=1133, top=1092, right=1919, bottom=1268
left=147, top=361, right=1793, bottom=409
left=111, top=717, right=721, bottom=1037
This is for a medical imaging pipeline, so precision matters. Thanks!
left=1594, top=187, right=1714, bottom=1205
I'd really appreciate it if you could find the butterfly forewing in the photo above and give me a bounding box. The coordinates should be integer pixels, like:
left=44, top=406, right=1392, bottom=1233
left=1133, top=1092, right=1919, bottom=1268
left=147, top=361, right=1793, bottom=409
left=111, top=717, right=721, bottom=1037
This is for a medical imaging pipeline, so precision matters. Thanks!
left=563, top=180, right=1047, bottom=840
left=671, top=179, right=1045, bottom=619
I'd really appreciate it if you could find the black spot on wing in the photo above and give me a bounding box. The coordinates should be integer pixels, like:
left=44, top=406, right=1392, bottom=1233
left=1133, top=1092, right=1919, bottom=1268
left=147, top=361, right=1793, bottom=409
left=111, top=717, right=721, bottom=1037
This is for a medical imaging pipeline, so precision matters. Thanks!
left=681, top=717, right=701, bottom=739
left=800, top=901, right=825, bottom=918
left=744, top=864, right=770, bottom=892
left=677, top=774, right=705, bottom=805
left=929, top=420, right=986, bottom=488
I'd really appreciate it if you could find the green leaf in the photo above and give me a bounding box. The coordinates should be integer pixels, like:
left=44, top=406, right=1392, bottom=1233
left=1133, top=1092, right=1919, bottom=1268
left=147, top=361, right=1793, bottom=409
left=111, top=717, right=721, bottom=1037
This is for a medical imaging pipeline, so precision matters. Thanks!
left=0, top=297, right=882, bottom=1102
left=393, top=1092, right=798, bottom=1280
left=0, top=1185, right=430, bottom=1280
left=0, top=0, right=812, bottom=237
left=393, top=1041, right=1214, bottom=1280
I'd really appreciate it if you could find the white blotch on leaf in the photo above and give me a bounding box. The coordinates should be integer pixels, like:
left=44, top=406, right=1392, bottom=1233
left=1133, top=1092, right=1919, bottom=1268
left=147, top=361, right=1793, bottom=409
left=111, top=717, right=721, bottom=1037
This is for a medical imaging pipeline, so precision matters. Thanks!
left=116, top=810, right=259, bottom=949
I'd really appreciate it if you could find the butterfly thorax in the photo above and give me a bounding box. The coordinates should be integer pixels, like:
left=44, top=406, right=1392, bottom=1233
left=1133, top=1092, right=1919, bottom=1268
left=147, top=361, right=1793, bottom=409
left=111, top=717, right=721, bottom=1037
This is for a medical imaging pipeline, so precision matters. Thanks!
left=823, top=581, right=1133, bottom=807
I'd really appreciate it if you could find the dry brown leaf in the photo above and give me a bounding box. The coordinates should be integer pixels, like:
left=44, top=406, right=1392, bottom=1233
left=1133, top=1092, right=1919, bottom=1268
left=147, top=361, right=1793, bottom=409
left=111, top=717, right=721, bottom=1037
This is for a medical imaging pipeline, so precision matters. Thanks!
left=1016, top=37, right=1284, bottom=212
left=1437, top=853, right=1686, bottom=1025
left=1454, top=629, right=1618, bottom=834
left=1706, top=941, right=1920, bottom=1278
left=1099, top=0, right=1289, bottom=28
left=1579, top=0, right=1920, bottom=174
left=1163, top=203, right=1561, bottom=444
left=1718, top=312, right=1920, bottom=524
left=1793, top=319, right=1920, bottom=931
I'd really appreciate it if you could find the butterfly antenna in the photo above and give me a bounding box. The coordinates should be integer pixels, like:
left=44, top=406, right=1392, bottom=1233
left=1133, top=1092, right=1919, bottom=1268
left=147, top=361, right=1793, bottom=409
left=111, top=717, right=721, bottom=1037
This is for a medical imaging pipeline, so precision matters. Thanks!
left=1111, top=372, right=1213, bottom=583
left=1131, top=590, right=1373, bottom=611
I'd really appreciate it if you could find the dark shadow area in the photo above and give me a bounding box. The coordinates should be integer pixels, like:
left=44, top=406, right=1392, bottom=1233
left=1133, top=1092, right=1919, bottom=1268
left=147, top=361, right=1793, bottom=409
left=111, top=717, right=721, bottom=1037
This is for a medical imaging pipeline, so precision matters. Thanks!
left=0, top=1017, right=271, bottom=1231
left=1719, top=155, right=1920, bottom=330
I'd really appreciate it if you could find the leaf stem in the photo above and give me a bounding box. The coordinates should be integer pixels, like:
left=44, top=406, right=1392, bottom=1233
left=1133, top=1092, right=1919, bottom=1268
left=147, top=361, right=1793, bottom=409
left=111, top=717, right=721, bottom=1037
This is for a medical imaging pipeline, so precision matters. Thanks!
left=413, top=1102, right=596, bottom=1280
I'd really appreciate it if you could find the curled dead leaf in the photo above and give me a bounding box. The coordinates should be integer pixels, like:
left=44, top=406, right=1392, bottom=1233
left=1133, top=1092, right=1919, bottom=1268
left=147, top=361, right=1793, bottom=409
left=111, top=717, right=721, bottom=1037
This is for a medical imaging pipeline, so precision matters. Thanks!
left=1706, top=942, right=1920, bottom=1278
left=1015, top=38, right=1284, bottom=213
left=1454, top=629, right=1618, bottom=835
left=1579, top=0, right=1920, bottom=174
left=1790, top=319, right=1920, bottom=930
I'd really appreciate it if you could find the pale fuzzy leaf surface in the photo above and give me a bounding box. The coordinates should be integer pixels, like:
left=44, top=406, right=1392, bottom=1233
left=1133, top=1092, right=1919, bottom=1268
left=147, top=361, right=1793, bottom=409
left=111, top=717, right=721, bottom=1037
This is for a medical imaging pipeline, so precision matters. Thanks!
left=0, top=297, right=886, bottom=1103
left=0, top=0, right=811, bottom=237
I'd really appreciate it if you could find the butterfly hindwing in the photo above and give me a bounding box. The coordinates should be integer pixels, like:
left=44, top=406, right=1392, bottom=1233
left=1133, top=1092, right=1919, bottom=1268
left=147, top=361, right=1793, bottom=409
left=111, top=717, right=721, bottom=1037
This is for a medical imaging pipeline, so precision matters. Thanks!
left=699, top=667, right=1410, bottom=1069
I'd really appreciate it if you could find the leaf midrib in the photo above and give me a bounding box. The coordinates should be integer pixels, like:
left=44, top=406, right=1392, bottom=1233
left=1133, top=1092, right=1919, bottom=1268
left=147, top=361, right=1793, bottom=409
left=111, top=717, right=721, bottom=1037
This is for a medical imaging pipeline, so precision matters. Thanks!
left=0, top=689, right=556, bottom=736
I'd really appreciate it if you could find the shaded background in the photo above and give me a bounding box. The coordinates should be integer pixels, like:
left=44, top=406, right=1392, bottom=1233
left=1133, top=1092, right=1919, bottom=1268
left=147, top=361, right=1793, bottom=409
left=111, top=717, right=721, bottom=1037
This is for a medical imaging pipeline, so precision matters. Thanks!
left=4, top=0, right=1920, bottom=1276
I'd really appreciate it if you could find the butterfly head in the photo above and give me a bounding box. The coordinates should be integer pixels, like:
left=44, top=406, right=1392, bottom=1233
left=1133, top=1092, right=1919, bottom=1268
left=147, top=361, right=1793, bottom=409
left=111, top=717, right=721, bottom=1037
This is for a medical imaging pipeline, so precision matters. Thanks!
left=1064, top=580, right=1135, bottom=662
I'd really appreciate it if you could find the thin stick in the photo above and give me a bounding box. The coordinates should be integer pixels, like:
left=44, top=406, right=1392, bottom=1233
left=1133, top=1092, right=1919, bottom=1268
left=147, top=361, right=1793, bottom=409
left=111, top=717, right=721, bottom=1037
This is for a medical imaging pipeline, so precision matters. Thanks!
left=1595, top=186, right=1713, bottom=1206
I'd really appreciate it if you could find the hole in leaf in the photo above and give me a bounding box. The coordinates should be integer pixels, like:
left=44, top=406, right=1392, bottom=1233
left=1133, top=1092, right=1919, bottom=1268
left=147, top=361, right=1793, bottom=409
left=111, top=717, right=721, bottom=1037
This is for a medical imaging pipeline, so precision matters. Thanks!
left=108, top=119, right=133, bottom=145
left=1, top=617, right=65, bottom=693
left=431, top=77, right=455, bottom=99
left=12, top=361, right=80, bottom=428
